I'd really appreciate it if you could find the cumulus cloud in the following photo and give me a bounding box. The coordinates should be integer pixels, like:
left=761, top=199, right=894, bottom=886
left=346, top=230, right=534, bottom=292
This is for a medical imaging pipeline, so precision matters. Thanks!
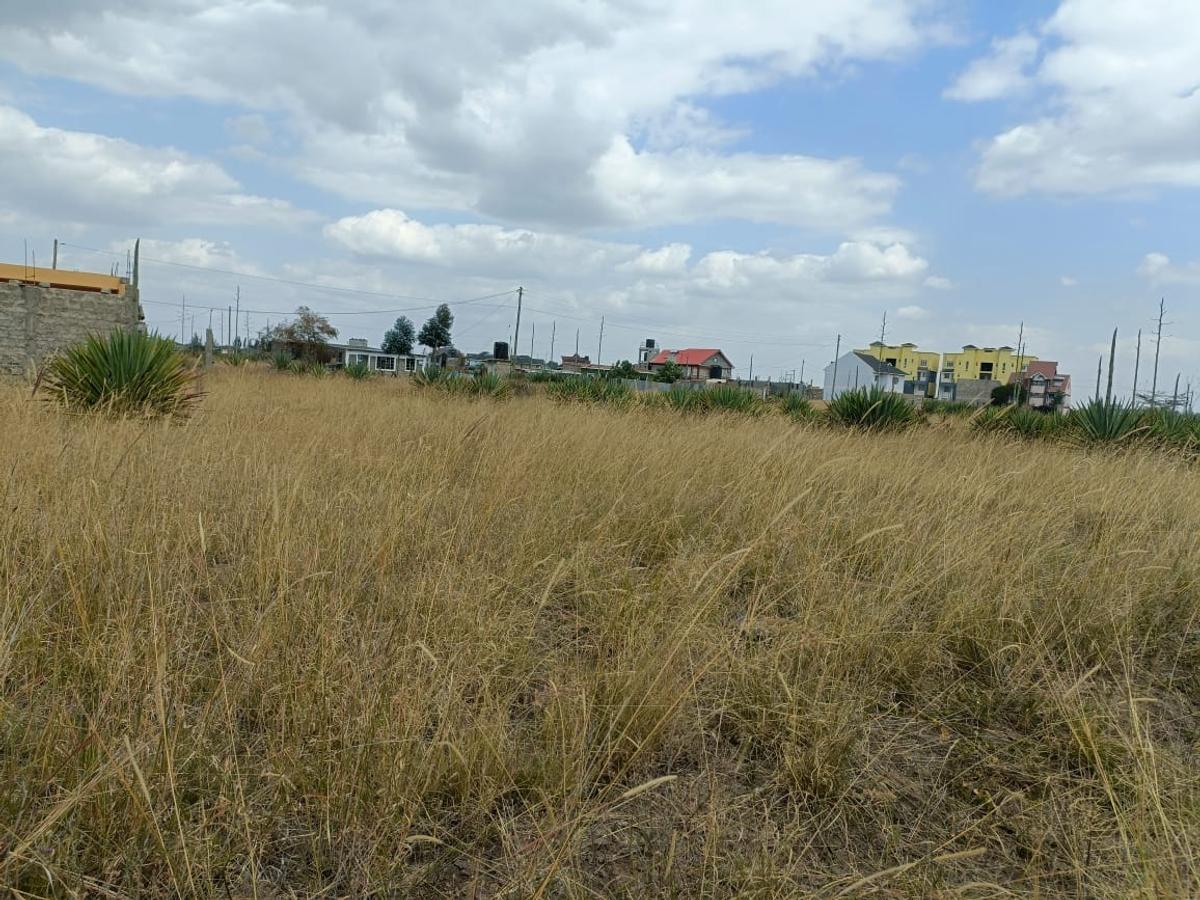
left=0, top=105, right=309, bottom=230
left=896, top=304, right=929, bottom=320
left=325, top=209, right=936, bottom=298
left=0, top=1, right=937, bottom=230
left=1060, top=275, right=1078, bottom=287
left=962, top=0, right=1200, bottom=196
left=923, top=275, right=953, bottom=289
left=1138, top=251, right=1200, bottom=284
left=945, top=33, right=1039, bottom=101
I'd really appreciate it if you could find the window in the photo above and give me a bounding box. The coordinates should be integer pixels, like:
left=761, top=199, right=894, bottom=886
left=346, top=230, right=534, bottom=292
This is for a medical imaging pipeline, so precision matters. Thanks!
left=375, top=355, right=395, bottom=371
left=405, top=357, right=416, bottom=371
left=352, top=353, right=368, bottom=365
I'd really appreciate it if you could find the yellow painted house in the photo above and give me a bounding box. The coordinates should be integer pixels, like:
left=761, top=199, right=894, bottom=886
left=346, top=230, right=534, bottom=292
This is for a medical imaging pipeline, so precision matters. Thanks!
left=856, top=342, right=941, bottom=395
left=939, top=345, right=1036, bottom=387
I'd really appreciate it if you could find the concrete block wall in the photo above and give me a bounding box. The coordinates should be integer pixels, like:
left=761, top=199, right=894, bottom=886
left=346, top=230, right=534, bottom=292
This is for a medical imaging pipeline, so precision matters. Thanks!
left=0, top=281, right=143, bottom=375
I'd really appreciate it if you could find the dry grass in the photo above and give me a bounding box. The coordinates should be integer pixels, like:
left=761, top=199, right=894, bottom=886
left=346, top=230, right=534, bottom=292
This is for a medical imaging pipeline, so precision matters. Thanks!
left=2, top=368, right=1199, bottom=897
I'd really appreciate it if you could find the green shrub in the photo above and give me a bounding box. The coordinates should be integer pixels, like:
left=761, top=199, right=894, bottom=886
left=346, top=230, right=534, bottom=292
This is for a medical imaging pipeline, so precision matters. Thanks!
left=1141, top=408, right=1200, bottom=451
left=702, top=384, right=763, bottom=415
left=290, top=358, right=327, bottom=377
left=469, top=371, right=511, bottom=399
left=826, top=387, right=917, bottom=431
left=664, top=385, right=703, bottom=412
left=221, top=351, right=248, bottom=366
left=547, top=376, right=632, bottom=405
left=271, top=351, right=292, bottom=371
left=38, top=330, right=202, bottom=419
left=780, top=392, right=814, bottom=421
left=344, top=361, right=371, bottom=380
left=1069, top=400, right=1144, bottom=444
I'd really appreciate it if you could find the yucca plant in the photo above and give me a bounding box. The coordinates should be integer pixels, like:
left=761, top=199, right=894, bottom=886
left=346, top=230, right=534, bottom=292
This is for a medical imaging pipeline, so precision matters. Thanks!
left=469, top=371, right=510, bottom=399
left=702, top=385, right=763, bottom=415
left=780, top=392, right=814, bottom=421
left=1141, top=408, right=1200, bottom=451
left=271, top=351, right=292, bottom=371
left=826, top=387, right=916, bottom=430
left=664, top=385, right=703, bottom=412
left=221, top=351, right=248, bottom=367
left=1069, top=399, right=1145, bottom=445
left=344, top=361, right=371, bottom=380
left=38, top=330, right=202, bottom=419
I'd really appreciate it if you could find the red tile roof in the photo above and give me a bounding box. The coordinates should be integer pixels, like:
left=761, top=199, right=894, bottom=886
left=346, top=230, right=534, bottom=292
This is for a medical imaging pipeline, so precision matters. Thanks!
left=649, top=348, right=724, bottom=366
left=1025, top=360, right=1059, bottom=379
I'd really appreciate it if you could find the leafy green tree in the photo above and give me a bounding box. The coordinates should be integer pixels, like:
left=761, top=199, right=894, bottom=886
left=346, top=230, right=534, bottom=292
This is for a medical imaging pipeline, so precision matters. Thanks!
left=418, top=304, right=454, bottom=363
left=654, top=360, right=683, bottom=383
left=264, top=306, right=338, bottom=360
left=382, top=316, right=416, bottom=355
left=188, top=333, right=203, bottom=352
left=608, top=359, right=638, bottom=380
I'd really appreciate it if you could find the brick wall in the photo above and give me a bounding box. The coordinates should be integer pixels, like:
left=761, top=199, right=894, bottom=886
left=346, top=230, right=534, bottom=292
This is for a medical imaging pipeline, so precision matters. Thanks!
left=0, top=281, right=143, bottom=375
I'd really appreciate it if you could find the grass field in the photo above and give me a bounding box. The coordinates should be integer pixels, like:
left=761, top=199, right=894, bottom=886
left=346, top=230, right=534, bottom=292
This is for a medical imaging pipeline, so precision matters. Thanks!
left=3, top=368, right=1199, bottom=896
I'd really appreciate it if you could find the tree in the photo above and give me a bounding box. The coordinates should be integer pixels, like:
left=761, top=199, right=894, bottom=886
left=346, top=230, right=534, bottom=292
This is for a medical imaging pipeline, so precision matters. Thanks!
left=263, top=306, right=338, bottom=361
left=418, top=304, right=454, bottom=364
left=608, top=359, right=638, bottom=380
left=990, top=383, right=1026, bottom=406
left=382, top=316, right=416, bottom=355
left=654, top=360, right=683, bottom=383
left=188, top=333, right=203, bottom=352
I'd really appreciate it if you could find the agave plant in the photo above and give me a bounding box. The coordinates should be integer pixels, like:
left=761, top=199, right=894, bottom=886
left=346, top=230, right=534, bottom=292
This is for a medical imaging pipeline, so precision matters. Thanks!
left=469, top=370, right=511, bottom=399
left=1141, top=408, right=1200, bottom=451
left=826, top=387, right=916, bottom=430
left=344, top=361, right=371, bottom=380
left=1069, top=399, right=1145, bottom=444
left=702, top=385, right=763, bottom=415
left=664, top=385, right=703, bottom=412
left=271, top=351, right=292, bottom=371
left=38, top=330, right=202, bottom=419
left=780, top=392, right=814, bottom=421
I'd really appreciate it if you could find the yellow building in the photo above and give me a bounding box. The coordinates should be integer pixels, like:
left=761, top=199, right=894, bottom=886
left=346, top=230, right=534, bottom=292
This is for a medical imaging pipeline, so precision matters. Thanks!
left=856, top=342, right=941, bottom=376
left=856, top=342, right=940, bottom=394
left=939, top=345, right=1035, bottom=386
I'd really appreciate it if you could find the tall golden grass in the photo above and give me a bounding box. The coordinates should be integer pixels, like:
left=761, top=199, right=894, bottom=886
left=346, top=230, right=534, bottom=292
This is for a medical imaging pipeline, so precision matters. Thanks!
left=2, top=368, right=1199, bottom=896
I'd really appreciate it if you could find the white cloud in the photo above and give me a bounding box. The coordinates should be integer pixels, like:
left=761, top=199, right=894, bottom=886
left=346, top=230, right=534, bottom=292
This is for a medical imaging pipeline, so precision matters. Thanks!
left=325, top=209, right=935, bottom=293
left=0, top=105, right=309, bottom=230
left=1138, top=251, right=1200, bottom=284
left=0, top=1, right=938, bottom=230
left=896, top=304, right=929, bottom=320
left=945, top=33, right=1039, bottom=101
left=923, top=275, right=953, bottom=289
left=964, top=0, right=1200, bottom=196
left=1060, top=275, right=1078, bottom=287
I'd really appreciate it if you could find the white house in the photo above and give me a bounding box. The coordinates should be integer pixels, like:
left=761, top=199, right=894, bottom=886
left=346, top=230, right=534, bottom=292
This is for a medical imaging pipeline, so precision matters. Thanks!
left=823, top=350, right=907, bottom=401
left=334, top=339, right=425, bottom=374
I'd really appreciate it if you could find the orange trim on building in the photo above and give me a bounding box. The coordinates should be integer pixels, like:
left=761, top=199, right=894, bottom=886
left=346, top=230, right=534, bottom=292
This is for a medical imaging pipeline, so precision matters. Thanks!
left=0, top=263, right=127, bottom=296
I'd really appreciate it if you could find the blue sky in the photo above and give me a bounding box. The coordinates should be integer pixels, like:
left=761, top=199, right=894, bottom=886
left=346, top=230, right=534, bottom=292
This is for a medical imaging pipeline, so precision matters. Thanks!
left=1, top=0, right=1197, bottom=396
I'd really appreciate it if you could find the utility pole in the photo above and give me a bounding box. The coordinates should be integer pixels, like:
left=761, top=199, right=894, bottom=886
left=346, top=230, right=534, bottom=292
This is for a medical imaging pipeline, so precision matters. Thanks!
left=877, top=311, right=888, bottom=367
left=530, top=321, right=536, bottom=361
left=1012, top=322, right=1025, bottom=406
left=1105, top=327, right=1117, bottom=404
left=1095, top=355, right=1102, bottom=403
left=1172, top=373, right=1181, bottom=411
left=52, top=238, right=58, bottom=270
left=597, top=316, right=605, bottom=364
left=234, top=286, right=240, bottom=348
left=1132, top=329, right=1142, bottom=404
left=181, top=294, right=186, bottom=345
left=1151, top=298, right=1165, bottom=406
left=513, top=286, right=523, bottom=360
left=549, top=320, right=556, bottom=363
left=830, top=334, right=842, bottom=400
left=748, top=354, right=754, bottom=383
left=799, top=359, right=805, bottom=388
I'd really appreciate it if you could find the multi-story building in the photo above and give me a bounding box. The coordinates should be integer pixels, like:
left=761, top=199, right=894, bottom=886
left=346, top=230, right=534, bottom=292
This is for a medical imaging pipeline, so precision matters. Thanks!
left=938, top=345, right=1035, bottom=398
left=856, top=342, right=940, bottom=396
left=1011, top=361, right=1072, bottom=411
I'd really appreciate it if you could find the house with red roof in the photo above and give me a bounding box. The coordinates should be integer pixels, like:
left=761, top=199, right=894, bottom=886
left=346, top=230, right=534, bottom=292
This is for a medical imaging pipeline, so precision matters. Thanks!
left=645, top=348, right=734, bottom=382
left=1010, top=360, right=1072, bottom=411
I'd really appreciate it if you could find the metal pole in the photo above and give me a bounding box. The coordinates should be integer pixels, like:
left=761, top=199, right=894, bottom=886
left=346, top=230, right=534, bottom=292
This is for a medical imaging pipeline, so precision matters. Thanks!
left=1132, top=329, right=1142, bottom=404
left=829, top=334, right=841, bottom=400
left=513, top=286, right=523, bottom=360
left=597, top=316, right=605, bottom=364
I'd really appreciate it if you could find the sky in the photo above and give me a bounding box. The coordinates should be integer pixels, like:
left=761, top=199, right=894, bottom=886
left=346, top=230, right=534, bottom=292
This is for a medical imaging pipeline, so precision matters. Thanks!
left=1, top=0, right=1198, bottom=394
